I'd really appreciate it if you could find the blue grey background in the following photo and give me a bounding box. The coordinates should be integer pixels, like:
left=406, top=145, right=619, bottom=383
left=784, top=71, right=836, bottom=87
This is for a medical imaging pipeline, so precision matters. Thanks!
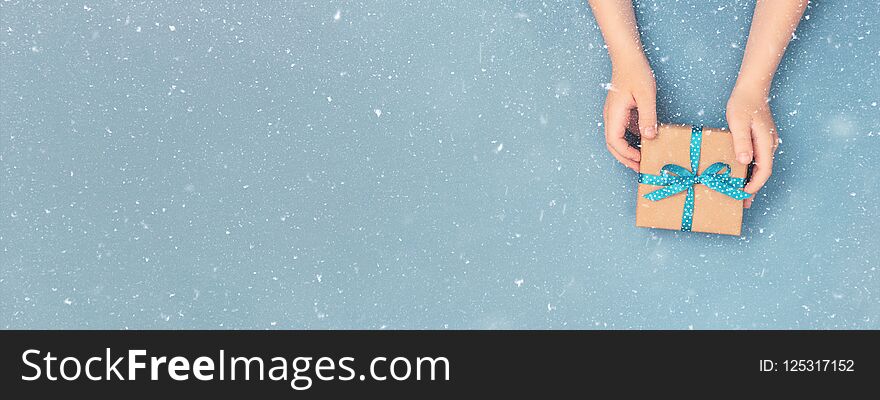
left=1, top=1, right=877, bottom=329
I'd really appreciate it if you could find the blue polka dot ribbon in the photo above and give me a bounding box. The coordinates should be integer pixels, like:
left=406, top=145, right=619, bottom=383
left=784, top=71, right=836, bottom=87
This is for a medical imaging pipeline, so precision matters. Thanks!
left=638, top=125, right=751, bottom=232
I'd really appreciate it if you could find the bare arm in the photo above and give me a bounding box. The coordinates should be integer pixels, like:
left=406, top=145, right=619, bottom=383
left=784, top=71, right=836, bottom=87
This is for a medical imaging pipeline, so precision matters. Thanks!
left=588, top=0, right=645, bottom=65
left=727, top=0, right=808, bottom=207
left=588, top=0, right=657, bottom=172
left=737, top=0, right=809, bottom=91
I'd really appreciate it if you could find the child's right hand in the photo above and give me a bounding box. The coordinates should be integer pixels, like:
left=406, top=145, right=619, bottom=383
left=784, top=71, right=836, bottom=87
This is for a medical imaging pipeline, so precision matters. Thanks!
left=603, top=53, right=658, bottom=172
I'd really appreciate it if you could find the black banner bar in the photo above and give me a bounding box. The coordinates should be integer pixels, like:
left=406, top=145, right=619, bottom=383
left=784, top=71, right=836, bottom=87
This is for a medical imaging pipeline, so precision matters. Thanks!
left=1, top=330, right=876, bottom=395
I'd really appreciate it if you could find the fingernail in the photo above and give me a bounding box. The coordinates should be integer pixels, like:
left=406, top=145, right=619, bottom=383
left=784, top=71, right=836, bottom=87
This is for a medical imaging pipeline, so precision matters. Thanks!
left=737, top=152, right=751, bottom=164
left=642, top=126, right=656, bottom=138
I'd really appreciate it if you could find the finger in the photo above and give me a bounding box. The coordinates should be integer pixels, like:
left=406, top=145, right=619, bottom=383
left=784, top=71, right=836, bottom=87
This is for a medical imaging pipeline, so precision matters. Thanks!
left=744, top=196, right=753, bottom=209
left=728, top=113, right=753, bottom=165
left=607, top=143, right=639, bottom=172
left=634, top=90, right=658, bottom=139
left=605, top=100, right=641, bottom=162
left=607, top=144, right=640, bottom=172
left=743, top=123, right=776, bottom=195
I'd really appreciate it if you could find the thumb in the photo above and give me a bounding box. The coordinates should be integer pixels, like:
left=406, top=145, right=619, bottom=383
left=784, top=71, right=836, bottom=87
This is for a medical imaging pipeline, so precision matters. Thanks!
left=635, top=91, right=658, bottom=139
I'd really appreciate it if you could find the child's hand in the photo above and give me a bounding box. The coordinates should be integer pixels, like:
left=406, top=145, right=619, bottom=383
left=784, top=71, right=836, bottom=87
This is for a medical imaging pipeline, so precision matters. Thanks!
left=726, top=83, right=780, bottom=209
left=726, top=0, right=807, bottom=208
left=603, top=54, right=657, bottom=172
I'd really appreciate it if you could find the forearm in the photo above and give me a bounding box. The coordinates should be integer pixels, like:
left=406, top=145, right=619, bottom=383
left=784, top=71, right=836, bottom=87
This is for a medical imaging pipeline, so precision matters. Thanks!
left=736, top=0, right=808, bottom=93
left=588, top=0, right=646, bottom=66
left=589, top=0, right=658, bottom=170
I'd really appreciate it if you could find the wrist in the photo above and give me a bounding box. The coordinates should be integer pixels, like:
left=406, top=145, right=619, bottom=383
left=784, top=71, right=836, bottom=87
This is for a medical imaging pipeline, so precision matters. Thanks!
left=609, top=48, right=649, bottom=70
left=732, top=73, right=772, bottom=97
left=732, top=81, right=770, bottom=100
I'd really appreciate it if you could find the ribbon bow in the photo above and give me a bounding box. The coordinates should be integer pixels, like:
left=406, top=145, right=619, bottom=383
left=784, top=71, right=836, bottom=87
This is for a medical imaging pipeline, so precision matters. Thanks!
left=638, top=125, right=751, bottom=232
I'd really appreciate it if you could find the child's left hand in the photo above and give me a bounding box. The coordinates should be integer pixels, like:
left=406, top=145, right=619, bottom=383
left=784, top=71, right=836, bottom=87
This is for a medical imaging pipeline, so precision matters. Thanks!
left=726, top=83, right=781, bottom=209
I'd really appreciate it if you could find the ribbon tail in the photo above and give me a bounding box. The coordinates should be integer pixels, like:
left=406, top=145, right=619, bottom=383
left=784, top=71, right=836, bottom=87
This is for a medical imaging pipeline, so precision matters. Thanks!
left=681, top=186, right=695, bottom=231
left=701, top=178, right=752, bottom=200
left=643, top=183, right=691, bottom=201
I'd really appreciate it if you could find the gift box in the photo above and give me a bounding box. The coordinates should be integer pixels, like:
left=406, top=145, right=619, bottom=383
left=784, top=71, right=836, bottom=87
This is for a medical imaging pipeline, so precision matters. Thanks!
left=636, top=124, right=751, bottom=236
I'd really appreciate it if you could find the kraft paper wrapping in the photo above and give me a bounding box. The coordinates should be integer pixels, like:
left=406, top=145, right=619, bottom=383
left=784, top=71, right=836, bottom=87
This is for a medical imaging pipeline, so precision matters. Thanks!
left=636, top=124, right=748, bottom=236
